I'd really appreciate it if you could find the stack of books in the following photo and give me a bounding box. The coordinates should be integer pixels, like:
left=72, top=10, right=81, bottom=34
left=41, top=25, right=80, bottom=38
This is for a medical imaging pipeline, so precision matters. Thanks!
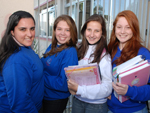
left=64, top=63, right=101, bottom=86
left=113, top=55, right=150, bottom=103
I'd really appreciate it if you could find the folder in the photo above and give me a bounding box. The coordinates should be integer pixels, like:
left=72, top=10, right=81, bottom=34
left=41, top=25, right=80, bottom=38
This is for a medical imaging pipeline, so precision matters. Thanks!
left=64, top=63, right=101, bottom=86
left=113, top=56, right=150, bottom=103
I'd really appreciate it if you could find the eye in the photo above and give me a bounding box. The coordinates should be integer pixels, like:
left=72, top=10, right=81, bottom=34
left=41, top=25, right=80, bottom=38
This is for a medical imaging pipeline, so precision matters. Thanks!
left=66, top=29, right=70, bottom=32
left=31, top=27, right=35, bottom=31
left=117, top=26, right=121, bottom=29
left=126, top=26, right=131, bottom=29
left=95, top=30, right=99, bottom=32
left=57, top=28, right=61, bottom=30
left=20, top=28, right=26, bottom=31
left=87, top=28, right=91, bottom=31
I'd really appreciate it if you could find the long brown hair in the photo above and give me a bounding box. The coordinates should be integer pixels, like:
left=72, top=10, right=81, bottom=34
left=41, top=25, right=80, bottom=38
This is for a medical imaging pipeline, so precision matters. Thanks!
left=44, top=15, right=77, bottom=57
left=78, top=14, right=108, bottom=63
left=0, top=11, right=35, bottom=72
left=108, top=10, right=143, bottom=65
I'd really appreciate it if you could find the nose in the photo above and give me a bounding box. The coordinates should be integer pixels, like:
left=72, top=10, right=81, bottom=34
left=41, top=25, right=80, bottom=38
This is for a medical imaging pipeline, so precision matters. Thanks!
left=61, top=30, right=65, bottom=35
left=121, top=28, right=125, bottom=33
left=90, top=31, right=94, bottom=37
left=27, top=30, right=32, bottom=37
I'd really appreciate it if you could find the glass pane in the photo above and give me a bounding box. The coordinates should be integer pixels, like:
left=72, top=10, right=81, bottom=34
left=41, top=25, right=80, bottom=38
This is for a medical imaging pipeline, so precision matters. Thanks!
left=40, top=14, right=42, bottom=36
left=78, top=2, right=83, bottom=39
left=103, top=0, right=109, bottom=39
left=126, top=0, right=130, bottom=10
left=104, top=0, right=109, bottom=21
left=40, top=13, right=47, bottom=36
left=42, top=13, right=47, bottom=36
left=115, top=0, right=121, bottom=18
left=49, top=12, right=55, bottom=37
left=93, top=0, right=97, bottom=14
left=72, top=0, right=77, bottom=21
left=86, top=0, right=91, bottom=20
left=66, top=7, right=70, bottom=15
left=98, top=0, right=103, bottom=15
left=120, top=0, right=125, bottom=11
left=48, top=1, right=55, bottom=37
left=131, top=0, right=137, bottom=12
left=66, top=0, right=70, bottom=3
left=72, top=5, right=75, bottom=20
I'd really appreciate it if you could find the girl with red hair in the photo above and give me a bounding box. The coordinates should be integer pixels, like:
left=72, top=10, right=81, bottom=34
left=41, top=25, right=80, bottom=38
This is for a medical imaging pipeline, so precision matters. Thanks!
left=107, top=10, right=150, bottom=113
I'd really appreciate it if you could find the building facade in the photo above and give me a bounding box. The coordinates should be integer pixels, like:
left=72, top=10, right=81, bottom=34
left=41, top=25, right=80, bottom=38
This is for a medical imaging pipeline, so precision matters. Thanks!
left=34, top=0, right=150, bottom=57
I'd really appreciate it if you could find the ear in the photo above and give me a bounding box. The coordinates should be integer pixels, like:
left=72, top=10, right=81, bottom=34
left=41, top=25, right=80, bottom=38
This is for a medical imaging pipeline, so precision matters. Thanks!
left=11, top=30, right=14, bottom=36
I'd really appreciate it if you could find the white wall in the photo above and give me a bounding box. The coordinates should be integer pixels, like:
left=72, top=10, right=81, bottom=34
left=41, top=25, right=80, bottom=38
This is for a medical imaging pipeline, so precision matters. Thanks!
left=0, top=0, right=34, bottom=41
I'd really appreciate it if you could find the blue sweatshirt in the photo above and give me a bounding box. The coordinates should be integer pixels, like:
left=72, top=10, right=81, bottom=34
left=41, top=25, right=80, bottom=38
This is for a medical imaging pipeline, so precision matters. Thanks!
left=0, top=46, right=44, bottom=113
left=107, top=47, right=150, bottom=113
left=41, top=45, right=78, bottom=100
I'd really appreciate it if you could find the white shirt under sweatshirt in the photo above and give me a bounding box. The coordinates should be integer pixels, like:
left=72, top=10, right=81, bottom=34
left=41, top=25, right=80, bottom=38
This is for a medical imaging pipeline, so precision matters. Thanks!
left=75, top=45, right=112, bottom=104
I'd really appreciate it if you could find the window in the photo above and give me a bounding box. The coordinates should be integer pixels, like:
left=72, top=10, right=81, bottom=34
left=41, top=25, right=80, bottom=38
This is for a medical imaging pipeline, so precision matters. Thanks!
left=34, top=0, right=150, bottom=56
left=39, top=5, right=55, bottom=38
left=40, top=10, right=47, bottom=37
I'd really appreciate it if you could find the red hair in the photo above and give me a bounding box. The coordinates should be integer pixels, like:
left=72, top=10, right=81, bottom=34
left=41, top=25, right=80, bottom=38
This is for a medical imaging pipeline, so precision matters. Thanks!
left=108, top=10, right=143, bottom=65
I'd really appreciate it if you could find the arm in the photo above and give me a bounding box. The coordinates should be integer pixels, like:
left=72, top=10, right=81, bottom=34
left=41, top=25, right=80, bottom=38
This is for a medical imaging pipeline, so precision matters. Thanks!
left=3, top=64, right=38, bottom=113
left=125, top=84, right=150, bottom=101
left=112, top=80, right=150, bottom=101
left=75, top=55, right=112, bottom=99
left=45, top=48, right=78, bottom=92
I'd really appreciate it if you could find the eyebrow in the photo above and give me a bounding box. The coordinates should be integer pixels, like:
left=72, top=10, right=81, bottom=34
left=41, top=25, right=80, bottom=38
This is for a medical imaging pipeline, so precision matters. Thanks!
left=18, top=26, right=35, bottom=29
left=31, top=26, right=35, bottom=29
left=116, top=23, right=129, bottom=26
left=56, top=26, right=70, bottom=29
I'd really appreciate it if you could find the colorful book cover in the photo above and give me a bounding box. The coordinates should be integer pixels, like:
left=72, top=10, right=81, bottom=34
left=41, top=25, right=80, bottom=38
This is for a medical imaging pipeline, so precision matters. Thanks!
left=113, top=55, right=143, bottom=78
left=64, top=63, right=101, bottom=86
left=114, top=60, right=150, bottom=103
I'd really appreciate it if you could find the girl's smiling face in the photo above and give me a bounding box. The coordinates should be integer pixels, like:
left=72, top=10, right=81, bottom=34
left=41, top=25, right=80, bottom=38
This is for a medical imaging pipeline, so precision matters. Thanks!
left=55, top=20, right=71, bottom=45
left=115, top=17, right=133, bottom=50
left=11, top=18, right=35, bottom=47
left=85, top=21, right=102, bottom=44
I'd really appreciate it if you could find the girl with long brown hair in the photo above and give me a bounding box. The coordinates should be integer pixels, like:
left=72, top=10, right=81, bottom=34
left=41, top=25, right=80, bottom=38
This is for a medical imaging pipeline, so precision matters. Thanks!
left=41, top=15, right=78, bottom=113
left=67, top=14, right=112, bottom=113
left=107, top=10, right=150, bottom=113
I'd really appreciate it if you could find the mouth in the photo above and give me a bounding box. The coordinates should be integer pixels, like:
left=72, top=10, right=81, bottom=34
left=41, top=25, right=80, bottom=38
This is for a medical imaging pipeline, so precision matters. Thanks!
left=59, top=37, right=66, bottom=41
left=88, top=37, right=96, bottom=41
left=25, top=37, right=33, bottom=42
left=119, top=35, right=127, bottom=38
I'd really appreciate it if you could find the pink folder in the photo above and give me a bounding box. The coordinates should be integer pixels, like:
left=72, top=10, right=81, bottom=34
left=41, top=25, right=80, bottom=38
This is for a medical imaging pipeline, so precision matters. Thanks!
left=115, top=60, right=150, bottom=103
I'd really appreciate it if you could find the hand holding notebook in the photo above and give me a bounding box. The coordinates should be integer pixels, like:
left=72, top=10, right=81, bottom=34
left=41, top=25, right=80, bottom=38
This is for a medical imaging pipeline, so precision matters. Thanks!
left=113, top=55, right=150, bottom=103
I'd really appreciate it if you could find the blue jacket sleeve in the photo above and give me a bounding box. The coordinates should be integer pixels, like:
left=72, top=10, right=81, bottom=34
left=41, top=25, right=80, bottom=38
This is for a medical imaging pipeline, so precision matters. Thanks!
left=45, top=48, right=78, bottom=92
left=126, top=85, right=150, bottom=101
left=125, top=48, right=150, bottom=101
left=3, top=63, right=38, bottom=113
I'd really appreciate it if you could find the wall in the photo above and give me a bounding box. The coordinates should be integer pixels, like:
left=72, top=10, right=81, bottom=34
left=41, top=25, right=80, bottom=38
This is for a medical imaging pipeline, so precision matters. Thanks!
left=0, top=0, right=34, bottom=42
